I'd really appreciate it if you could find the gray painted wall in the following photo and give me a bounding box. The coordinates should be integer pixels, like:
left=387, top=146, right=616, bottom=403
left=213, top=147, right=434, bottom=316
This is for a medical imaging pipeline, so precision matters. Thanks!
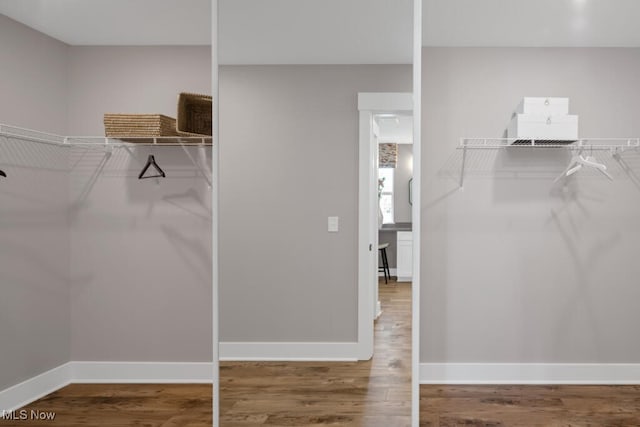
left=67, top=46, right=211, bottom=135
left=0, top=14, right=68, bottom=133
left=0, top=15, right=70, bottom=391
left=219, top=65, right=411, bottom=342
left=0, top=141, right=70, bottom=390
left=66, top=46, right=212, bottom=361
left=68, top=146, right=212, bottom=361
left=0, top=19, right=213, bottom=390
left=421, top=47, right=640, bottom=363
left=379, top=143, right=413, bottom=269
left=394, top=143, right=413, bottom=224
left=379, top=231, right=398, bottom=270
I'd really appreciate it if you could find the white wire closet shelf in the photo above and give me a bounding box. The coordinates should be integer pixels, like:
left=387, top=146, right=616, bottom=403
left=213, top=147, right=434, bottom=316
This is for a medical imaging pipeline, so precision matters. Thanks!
left=456, top=137, right=640, bottom=188
left=0, top=124, right=212, bottom=147
left=459, top=137, right=640, bottom=150
left=0, top=123, right=213, bottom=186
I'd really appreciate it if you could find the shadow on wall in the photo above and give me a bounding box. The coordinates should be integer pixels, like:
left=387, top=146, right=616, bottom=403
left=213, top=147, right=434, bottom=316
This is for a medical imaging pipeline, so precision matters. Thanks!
left=436, top=147, right=640, bottom=202
left=547, top=208, right=621, bottom=360
left=161, top=224, right=212, bottom=285
left=426, top=143, right=640, bottom=362
left=0, top=138, right=70, bottom=389
left=69, top=145, right=211, bottom=206
left=67, top=144, right=213, bottom=289
left=0, top=138, right=69, bottom=284
left=493, top=148, right=571, bottom=203
left=67, top=144, right=213, bottom=361
left=0, top=137, right=68, bottom=220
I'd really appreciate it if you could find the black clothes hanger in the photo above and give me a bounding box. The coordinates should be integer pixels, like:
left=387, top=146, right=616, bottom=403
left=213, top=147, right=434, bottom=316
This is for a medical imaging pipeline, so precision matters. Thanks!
left=138, top=155, right=165, bottom=179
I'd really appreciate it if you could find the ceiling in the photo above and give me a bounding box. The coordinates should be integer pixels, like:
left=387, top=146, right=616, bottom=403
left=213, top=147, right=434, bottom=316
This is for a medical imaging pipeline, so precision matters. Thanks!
left=376, top=115, right=413, bottom=144
left=0, top=0, right=212, bottom=46
left=423, top=0, right=640, bottom=47
left=218, top=0, right=412, bottom=64
left=0, top=0, right=414, bottom=64
left=2, top=0, right=640, bottom=65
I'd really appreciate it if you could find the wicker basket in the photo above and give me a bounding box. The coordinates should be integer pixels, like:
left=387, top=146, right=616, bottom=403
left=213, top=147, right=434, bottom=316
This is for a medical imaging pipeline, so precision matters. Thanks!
left=104, top=114, right=180, bottom=138
left=177, top=93, right=212, bottom=136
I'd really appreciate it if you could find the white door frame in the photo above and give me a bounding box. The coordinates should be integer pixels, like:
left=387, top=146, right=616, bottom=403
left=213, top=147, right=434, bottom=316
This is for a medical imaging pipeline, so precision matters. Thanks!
left=211, top=1, right=219, bottom=426
left=411, top=2, right=422, bottom=425
left=357, top=92, right=413, bottom=360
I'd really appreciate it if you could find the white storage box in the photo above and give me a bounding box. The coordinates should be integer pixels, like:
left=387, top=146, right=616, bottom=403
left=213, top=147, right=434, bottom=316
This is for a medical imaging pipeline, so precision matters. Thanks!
left=516, top=97, right=569, bottom=116
left=507, top=114, right=578, bottom=143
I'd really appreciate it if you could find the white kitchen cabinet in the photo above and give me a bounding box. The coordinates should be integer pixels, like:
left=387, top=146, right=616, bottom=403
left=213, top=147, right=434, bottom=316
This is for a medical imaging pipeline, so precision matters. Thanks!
left=396, top=231, right=413, bottom=282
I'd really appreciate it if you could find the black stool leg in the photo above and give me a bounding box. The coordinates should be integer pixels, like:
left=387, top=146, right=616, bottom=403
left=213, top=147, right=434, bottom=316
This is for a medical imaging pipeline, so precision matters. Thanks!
left=381, top=247, right=390, bottom=283
left=378, top=249, right=386, bottom=284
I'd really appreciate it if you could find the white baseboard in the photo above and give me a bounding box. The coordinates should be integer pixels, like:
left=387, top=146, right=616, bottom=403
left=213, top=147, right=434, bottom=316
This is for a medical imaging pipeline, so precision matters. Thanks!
left=420, top=363, right=640, bottom=384
left=71, top=362, right=213, bottom=384
left=0, top=363, right=71, bottom=412
left=377, top=269, right=414, bottom=282
left=0, top=362, right=213, bottom=412
left=378, top=268, right=397, bottom=277
left=219, top=341, right=359, bottom=361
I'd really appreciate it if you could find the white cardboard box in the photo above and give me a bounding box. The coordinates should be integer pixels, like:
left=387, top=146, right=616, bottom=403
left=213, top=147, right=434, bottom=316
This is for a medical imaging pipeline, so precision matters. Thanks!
left=516, top=97, right=569, bottom=116
left=507, top=114, right=579, bottom=142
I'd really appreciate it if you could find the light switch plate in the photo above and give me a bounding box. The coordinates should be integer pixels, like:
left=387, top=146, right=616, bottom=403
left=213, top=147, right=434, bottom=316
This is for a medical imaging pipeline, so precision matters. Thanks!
left=328, top=216, right=339, bottom=232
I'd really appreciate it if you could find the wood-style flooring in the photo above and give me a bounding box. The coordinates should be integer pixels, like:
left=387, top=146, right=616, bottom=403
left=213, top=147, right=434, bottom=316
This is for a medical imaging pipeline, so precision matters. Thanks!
left=0, top=280, right=411, bottom=426
left=5, top=280, right=640, bottom=426
left=219, top=280, right=412, bottom=426
left=0, top=384, right=212, bottom=426
left=420, top=385, right=640, bottom=426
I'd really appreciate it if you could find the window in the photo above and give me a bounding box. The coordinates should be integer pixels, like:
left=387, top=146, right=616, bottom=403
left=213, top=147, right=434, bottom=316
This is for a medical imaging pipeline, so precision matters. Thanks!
left=378, top=168, right=394, bottom=224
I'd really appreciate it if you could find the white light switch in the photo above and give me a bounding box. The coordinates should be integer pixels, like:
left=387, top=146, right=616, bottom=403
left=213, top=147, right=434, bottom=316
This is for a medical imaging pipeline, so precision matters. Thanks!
left=328, top=216, right=339, bottom=232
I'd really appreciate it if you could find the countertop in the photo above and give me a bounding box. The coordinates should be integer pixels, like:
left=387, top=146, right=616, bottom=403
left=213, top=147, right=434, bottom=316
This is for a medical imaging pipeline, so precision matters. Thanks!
left=379, top=222, right=412, bottom=232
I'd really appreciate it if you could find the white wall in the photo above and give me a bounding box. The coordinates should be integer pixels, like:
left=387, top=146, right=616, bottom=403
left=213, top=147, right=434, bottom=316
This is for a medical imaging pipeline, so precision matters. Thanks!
left=0, top=16, right=213, bottom=398
left=0, top=14, right=68, bottom=133
left=66, top=46, right=213, bottom=361
left=0, top=15, right=70, bottom=391
left=395, top=143, right=413, bottom=223
left=421, top=47, right=640, bottom=365
left=67, top=46, right=211, bottom=135
left=379, top=144, right=413, bottom=269
left=68, top=145, right=212, bottom=361
left=219, top=65, right=411, bottom=343
left=0, top=140, right=70, bottom=391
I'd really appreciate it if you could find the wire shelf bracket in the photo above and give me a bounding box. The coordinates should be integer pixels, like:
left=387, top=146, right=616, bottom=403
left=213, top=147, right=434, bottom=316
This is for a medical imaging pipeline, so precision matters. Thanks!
left=457, top=137, right=640, bottom=188
left=0, top=124, right=213, bottom=184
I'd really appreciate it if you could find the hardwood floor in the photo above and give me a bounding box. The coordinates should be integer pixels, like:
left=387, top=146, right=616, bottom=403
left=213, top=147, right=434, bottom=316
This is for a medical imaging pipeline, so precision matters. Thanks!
left=420, top=385, right=640, bottom=426
left=219, top=280, right=412, bottom=426
left=0, top=281, right=411, bottom=426
left=0, top=384, right=212, bottom=426
left=6, top=281, right=640, bottom=426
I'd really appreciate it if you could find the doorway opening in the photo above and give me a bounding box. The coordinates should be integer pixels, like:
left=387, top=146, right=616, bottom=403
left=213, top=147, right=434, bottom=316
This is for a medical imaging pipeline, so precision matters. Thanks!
left=357, top=92, right=414, bottom=360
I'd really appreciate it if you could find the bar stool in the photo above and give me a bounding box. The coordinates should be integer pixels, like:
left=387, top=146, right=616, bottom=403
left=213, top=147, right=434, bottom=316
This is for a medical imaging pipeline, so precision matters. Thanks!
left=378, top=243, right=391, bottom=284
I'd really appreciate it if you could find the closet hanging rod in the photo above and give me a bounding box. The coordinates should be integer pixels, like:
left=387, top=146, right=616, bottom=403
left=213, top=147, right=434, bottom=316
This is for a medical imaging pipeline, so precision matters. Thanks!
left=456, top=137, right=640, bottom=189
left=458, top=137, right=640, bottom=150
left=68, top=140, right=212, bottom=147
left=0, top=124, right=212, bottom=147
left=0, top=126, right=66, bottom=147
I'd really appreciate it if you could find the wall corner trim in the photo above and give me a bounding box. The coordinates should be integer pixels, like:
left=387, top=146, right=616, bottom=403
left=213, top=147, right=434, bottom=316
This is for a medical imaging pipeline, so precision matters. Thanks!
left=0, top=362, right=214, bottom=412
left=219, top=341, right=360, bottom=361
left=420, top=363, right=640, bottom=384
left=0, top=363, right=72, bottom=413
